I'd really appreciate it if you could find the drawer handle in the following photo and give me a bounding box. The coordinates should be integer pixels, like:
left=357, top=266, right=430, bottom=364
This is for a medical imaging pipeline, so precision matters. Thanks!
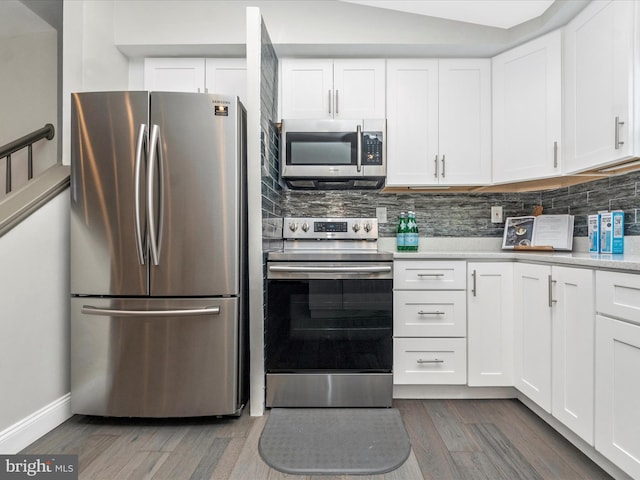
left=417, top=273, right=445, bottom=277
left=417, top=358, right=444, bottom=364
left=418, top=310, right=445, bottom=315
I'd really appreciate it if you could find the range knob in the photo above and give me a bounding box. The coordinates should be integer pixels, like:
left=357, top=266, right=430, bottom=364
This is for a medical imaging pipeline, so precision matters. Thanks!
left=288, top=222, right=298, bottom=232
left=352, top=223, right=361, bottom=232
left=301, top=222, right=310, bottom=232
left=364, top=223, right=373, bottom=233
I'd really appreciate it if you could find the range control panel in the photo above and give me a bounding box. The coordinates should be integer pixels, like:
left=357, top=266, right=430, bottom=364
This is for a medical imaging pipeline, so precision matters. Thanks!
left=283, top=217, right=378, bottom=240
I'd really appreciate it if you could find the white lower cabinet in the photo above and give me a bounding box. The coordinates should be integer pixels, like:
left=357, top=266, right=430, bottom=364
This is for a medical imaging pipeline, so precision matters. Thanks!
left=514, top=263, right=595, bottom=445
left=595, top=271, right=640, bottom=479
left=394, top=338, right=466, bottom=384
left=467, top=262, right=514, bottom=387
left=514, top=263, right=553, bottom=411
left=551, top=267, right=595, bottom=445
left=393, top=260, right=466, bottom=385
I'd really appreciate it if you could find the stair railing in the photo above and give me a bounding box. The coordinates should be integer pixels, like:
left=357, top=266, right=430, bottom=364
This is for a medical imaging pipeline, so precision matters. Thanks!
left=0, top=123, right=55, bottom=194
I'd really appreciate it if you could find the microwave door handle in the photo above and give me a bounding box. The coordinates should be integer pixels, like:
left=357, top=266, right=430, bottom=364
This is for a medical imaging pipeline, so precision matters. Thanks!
left=356, top=124, right=362, bottom=173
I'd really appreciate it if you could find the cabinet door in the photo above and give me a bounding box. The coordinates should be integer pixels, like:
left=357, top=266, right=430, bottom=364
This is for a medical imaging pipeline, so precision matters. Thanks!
left=514, top=263, right=552, bottom=412
left=205, top=58, right=247, bottom=104
left=144, top=58, right=205, bottom=93
left=280, top=58, right=333, bottom=119
left=439, top=59, right=491, bottom=185
left=386, top=59, right=439, bottom=186
left=492, top=30, right=562, bottom=183
left=595, top=315, right=640, bottom=479
left=564, top=0, right=637, bottom=173
left=551, top=267, right=595, bottom=445
left=467, top=263, right=514, bottom=387
left=332, top=59, right=386, bottom=119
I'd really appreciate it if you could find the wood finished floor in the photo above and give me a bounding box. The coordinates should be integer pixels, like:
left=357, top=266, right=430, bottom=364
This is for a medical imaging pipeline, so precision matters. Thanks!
left=21, top=399, right=613, bottom=480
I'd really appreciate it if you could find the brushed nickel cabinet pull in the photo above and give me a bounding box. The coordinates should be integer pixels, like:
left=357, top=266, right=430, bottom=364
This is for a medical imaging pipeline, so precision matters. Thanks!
left=615, top=116, right=625, bottom=149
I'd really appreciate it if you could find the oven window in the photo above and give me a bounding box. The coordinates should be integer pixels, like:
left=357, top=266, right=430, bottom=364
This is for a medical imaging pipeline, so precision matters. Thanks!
left=266, top=279, right=392, bottom=372
left=286, top=132, right=357, bottom=165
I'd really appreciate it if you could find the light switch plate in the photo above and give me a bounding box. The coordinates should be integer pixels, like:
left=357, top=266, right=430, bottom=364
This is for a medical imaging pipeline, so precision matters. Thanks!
left=491, top=206, right=503, bottom=223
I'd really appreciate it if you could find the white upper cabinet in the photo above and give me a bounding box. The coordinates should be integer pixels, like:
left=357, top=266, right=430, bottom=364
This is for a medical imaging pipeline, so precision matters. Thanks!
left=143, top=58, right=247, bottom=102
left=386, top=59, right=491, bottom=186
left=144, top=58, right=206, bottom=93
left=205, top=58, right=247, bottom=104
left=492, top=30, right=562, bottom=183
left=563, top=0, right=639, bottom=173
left=280, top=58, right=385, bottom=119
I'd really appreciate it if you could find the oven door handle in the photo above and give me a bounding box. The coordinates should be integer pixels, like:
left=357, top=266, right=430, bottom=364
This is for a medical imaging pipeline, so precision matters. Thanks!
left=269, top=265, right=392, bottom=274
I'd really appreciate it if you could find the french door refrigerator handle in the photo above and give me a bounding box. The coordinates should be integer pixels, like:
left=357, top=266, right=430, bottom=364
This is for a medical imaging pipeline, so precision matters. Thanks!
left=134, top=123, right=147, bottom=265
left=81, top=305, right=221, bottom=317
left=148, top=124, right=165, bottom=266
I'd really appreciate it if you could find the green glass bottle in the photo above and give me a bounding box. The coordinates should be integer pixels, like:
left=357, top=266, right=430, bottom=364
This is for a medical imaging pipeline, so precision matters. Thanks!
left=406, top=211, right=419, bottom=251
left=396, top=212, right=407, bottom=251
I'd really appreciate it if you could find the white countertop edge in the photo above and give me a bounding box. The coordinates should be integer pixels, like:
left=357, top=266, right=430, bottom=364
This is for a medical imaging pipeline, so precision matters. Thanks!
left=378, top=236, right=640, bottom=273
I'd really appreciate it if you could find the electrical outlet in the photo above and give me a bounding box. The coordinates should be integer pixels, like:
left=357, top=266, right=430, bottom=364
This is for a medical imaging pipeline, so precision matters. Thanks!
left=491, top=206, right=503, bottom=223
left=376, top=207, right=387, bottom=223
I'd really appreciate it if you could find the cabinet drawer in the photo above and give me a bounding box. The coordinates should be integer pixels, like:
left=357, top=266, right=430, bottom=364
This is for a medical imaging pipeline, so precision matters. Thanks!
left=394, top=290, right=466, bottom=337
left=394, top=260, right=466, bottom=290
left=596, top=271, right=640, bottom=325
left=393, top=338, right=467, bottom=385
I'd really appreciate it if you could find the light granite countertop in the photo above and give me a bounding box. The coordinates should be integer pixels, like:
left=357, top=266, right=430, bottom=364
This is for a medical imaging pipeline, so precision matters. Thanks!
left=378, top=237, right=640, bottom=273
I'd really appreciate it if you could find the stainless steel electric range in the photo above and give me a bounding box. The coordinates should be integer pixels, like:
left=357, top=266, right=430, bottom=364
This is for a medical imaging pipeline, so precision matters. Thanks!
left=266, top=217, right=393, bottom=408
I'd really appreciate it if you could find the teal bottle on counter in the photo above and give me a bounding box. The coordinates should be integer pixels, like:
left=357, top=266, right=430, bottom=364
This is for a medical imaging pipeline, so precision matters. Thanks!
left=405, top=211, right=419, bottom=251
left=396, top=212, right=407, bottom=251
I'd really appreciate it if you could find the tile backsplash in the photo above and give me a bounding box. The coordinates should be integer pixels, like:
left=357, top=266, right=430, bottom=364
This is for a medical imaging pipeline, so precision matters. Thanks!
left=271, top=170, right=640, bottom=238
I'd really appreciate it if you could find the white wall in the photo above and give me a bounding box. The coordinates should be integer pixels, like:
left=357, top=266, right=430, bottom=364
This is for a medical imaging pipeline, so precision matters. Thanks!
left=62, top=0, right=129, bottom=165
left=0, top=30, right=57, bottom=199
left=0, top=191, right=70, bottom=453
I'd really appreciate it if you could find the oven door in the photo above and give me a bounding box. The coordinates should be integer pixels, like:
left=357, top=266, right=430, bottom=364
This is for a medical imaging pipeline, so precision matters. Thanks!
left=266, top=261, right=393, bottom=407
left=266, top=261, right=392, bottom=371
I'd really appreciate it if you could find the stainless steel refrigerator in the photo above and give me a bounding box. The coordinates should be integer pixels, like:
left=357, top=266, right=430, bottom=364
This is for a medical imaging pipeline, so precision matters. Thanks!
left=70, top=91, right=247, bottom=417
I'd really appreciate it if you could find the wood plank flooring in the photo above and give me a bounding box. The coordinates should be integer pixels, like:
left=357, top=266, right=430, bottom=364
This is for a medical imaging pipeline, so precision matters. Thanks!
left=21, top=399, right=613, bottom=480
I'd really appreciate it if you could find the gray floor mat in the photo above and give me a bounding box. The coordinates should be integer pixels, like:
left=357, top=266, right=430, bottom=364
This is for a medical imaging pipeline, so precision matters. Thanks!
left=258, top=408, right=411, bottom=475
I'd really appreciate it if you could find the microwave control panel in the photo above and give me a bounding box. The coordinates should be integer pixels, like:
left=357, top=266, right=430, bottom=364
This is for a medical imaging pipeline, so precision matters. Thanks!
left=362, top=132, right=383, bottom=165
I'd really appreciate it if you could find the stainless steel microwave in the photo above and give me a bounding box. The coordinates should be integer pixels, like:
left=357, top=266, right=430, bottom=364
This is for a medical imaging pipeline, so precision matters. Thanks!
left=280, top=119, right=386, bottom=190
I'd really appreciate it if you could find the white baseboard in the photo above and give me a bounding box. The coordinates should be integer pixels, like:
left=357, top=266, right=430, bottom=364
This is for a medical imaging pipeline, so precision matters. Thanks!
left=0, top=393, right=72, bottom=454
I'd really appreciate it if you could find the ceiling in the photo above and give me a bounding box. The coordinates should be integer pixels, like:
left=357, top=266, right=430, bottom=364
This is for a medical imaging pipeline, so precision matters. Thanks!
left=0, top=0, right=53, bottom=38
left=340, top=0, right=556, bottom=29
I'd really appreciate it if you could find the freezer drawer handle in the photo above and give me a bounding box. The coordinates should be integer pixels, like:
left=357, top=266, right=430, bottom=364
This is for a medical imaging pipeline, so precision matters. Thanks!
left=81, top=305, right=221, bottom=317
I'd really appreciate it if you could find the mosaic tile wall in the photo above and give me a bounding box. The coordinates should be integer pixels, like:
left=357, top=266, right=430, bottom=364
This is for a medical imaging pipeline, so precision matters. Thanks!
left=259, top=21, right=285, bottom=251
left=279, top=170, right=640, bottom=238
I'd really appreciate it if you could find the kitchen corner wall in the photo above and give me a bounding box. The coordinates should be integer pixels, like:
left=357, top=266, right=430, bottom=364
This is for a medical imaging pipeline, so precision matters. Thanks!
left=273, top=170, right=640, bottom=239
left=259, top=21, right=284, bottom=251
